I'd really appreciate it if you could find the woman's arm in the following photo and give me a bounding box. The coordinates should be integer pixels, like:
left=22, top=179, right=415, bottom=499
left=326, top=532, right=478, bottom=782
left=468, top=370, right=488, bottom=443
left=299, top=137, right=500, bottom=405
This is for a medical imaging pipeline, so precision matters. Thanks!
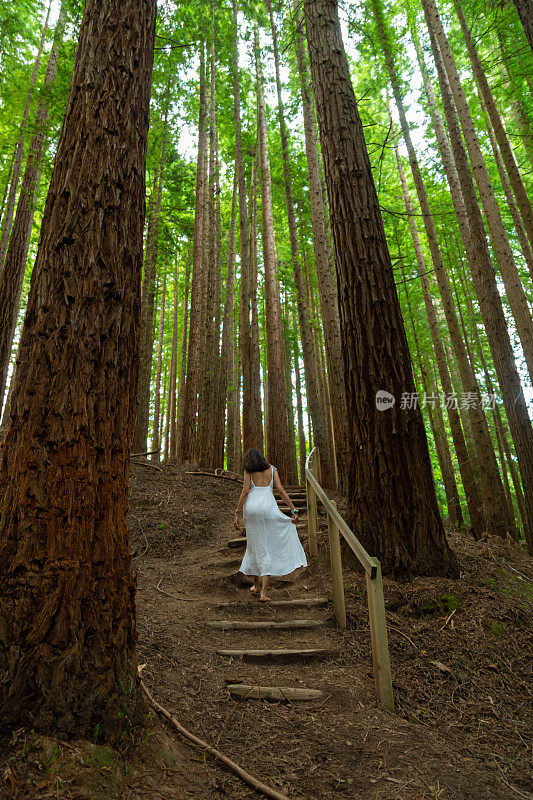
left=273, top=468, right=298, bottom=524
left=233, top=472, right=251, bottom=530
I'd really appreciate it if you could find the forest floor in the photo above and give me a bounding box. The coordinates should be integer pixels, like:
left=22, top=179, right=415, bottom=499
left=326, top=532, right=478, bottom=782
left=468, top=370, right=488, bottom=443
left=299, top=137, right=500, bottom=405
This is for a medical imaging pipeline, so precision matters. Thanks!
left=1, top=461, right=532, bottom=800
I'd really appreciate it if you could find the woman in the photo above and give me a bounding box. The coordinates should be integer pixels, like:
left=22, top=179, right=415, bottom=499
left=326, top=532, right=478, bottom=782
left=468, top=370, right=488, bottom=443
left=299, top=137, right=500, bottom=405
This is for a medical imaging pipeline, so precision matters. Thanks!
left=234, top=449, right=307, bottom=602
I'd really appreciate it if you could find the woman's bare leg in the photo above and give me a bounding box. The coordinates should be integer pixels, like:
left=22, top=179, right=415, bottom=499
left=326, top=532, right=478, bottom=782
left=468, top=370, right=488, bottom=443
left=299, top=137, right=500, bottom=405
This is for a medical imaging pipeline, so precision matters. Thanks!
left=250, top=576, right=260, bottom=593
left=259, top=575, right=270, bottom=601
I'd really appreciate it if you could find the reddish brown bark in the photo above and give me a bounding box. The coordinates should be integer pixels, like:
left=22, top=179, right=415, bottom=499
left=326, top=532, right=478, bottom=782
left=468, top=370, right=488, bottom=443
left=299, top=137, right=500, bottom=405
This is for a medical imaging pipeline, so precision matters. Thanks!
left=152, top=269, right=166, bottom=460
left=255, top=24, right=291, bottom=483
left=174, top=254, right=190, bottom=459
left=0, top=0, right=156, bottom=735
left=179, top=44, right=207, bottom=462
left=303, top=0, right=457, bottom=578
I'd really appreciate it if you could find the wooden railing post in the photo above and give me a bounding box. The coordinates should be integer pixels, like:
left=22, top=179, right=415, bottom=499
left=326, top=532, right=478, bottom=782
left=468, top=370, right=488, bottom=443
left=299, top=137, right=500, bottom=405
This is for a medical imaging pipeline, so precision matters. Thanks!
left=314, top=448, right=322, bottom=486
left=327, top=500, right=346, bottom=628
left=366, top=558, right=394, bottom=711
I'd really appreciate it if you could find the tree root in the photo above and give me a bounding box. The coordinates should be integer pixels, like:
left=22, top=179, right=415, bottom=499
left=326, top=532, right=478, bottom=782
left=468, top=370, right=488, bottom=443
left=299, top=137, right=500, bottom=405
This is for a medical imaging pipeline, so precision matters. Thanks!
left=185, top=470, right=243, bottom=483
left=139, top=677, right=290, bottom=800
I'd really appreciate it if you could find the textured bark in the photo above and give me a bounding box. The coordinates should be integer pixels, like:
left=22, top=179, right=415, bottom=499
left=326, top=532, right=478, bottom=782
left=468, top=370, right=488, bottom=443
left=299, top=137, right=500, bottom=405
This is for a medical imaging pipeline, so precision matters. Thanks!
left=151, top=270, right=166, bottom=461
left=232, top=0, right=262, bottom=454
left=293, top=2, right=349, bottom=493
left=454, top=2, right=533, bottom=252
left=424, top=0, right=533, bottom=385
left=424, top=2, right=533, bottom=552
left=0, top=2, right=51, bottom=272
left=303, top=0, right=457, bottom=578
left=0, top=4, right=66, bottom=409
left=248, top=152, right=264, bottom=449
left=174, top=255, right=191, bottom=459
left=282, top=295, right=299, bottom=485
left=0, top=0, right=156, bottom=735
left=394, top=144, right=477, bottom=533
left=482, top=101, right=533, bottom=283
left=266, top=0, right=334, bottom=487
left=293, top=311, right=307, bottom=485
left=212, top=177, right=238, bottom=468
left=165, top=262, right=179, bottom=462
left=255, top=24, right=291, bottom=483
left=512, top=0, right=533, bottom=51
left=179, top=44, right=207, bottom=462
left=376, top=4, right=513, bottom=540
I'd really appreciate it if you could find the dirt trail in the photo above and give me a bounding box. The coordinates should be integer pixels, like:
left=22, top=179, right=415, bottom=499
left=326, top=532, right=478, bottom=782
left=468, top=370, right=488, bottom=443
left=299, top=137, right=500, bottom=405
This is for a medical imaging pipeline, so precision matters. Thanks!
left=132, top=464, right=532, bottom=800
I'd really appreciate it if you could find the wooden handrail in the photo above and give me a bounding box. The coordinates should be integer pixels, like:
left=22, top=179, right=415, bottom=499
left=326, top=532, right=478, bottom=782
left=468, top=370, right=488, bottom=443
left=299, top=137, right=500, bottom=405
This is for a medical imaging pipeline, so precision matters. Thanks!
left=304, top=446, right=394, bottom=711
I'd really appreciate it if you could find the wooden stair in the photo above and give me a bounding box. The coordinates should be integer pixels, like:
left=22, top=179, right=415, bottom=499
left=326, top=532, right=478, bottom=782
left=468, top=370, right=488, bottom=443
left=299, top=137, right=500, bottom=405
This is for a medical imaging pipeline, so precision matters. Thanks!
left=217, top=647, right=334, bottom=663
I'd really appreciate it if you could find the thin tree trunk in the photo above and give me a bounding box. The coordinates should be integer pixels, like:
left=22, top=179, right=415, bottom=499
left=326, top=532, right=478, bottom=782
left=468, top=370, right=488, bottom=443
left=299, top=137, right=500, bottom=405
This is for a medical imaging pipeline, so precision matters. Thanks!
left=293, top=0, right=349, bottom=492
left=303, top=0, right=458, bottom=578
left=0, top=0, right=156, bottom=735
left=175, top=253, right=191, bottom=457
left=0, top=1, right=52, bottom=272
left=293, top=310, right=307, bottom=485
left=511, top=0, right=533, bottom=51
left=282, top=293, right=299, bottom=484
left=248, top=148, right=263, bottom=450
left=423, top=0, right=533, bottom=384
left=377, top=5, right=514, bottom=539
left=0, top=4, right=67, bottom=408
left=166, top=262, right=179, bottom=461
left=454, top=1, right=533, bottom=250
left=394, top=143, right=476, bottom=533
left=151, top=270, right=166, bottom=460
left=179, top=43, right=207, bottom=461
left=266, top=0, right=334, bottom=487
left=496, top=30, right=533, bottom=167
left=255, top=24, right=291, bottom=481
left=424, top=0, right=533, bottom=552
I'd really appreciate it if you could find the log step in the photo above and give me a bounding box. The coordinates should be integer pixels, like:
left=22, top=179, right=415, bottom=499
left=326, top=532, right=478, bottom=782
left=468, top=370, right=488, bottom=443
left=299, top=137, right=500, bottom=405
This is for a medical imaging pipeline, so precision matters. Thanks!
left=278, top=506, right=306, bottom=515
left=277, top=498, right=307, bottom=508
left=227, top=684, right=329, bottom=702
left=227, top=537, right=247, bottom=548
left=206, top=619, right=326, bottom=630
left=214, top=597, right=329, bottom=609
left=218, top=648, right=334, bottom=663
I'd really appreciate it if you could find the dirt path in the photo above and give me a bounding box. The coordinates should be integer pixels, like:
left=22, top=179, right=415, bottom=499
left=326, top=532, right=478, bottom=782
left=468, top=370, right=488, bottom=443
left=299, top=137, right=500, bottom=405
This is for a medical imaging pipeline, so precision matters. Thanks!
left=133, top=466, right=526, bottom=800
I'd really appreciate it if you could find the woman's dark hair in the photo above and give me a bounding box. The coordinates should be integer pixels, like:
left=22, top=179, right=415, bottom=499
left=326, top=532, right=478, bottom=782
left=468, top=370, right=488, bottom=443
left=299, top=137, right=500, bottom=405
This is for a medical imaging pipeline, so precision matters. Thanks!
left=243, top=449, right=270, bottom=473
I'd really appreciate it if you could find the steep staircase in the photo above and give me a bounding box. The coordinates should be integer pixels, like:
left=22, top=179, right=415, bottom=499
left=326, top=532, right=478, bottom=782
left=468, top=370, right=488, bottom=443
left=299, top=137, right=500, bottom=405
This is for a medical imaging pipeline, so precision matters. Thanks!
left=206, top=486, right=337, bottom=704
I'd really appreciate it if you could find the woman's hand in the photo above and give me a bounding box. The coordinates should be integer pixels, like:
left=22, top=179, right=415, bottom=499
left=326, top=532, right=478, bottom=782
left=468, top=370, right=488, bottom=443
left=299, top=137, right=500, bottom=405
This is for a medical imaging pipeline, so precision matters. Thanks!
left=291, top=510, right=299, bottom=526
left=234, top=513, right=244, bottom=532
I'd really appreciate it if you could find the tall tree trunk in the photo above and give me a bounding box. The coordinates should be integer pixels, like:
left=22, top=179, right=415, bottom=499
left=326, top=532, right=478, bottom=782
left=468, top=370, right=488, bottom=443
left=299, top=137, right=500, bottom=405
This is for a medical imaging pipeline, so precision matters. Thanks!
left=175, top=253, right=191, bottom=459
left=293, top=0, right=350, bottom=492
left=511, top=0, right=533, bottom=51
left=424, top=2, right=533, bottom=552
left=0, top=1, right=52, bottom=272
left=0, top=0, right=156, bottom=735
left=293, top=311, right=307, bottom=485
left=394, top=141, right=480, bottom=534
left=423, top=0, right=533, bottom=384
left=248, top=149, right=264, bottom=450
left=232, top=0, right=262, bottom=454
left=255, top=24, right=291, bottom=482
left=151, top=269, right=166, bottom=460
left=454, top=1, right=533, bottom=250
left=216, top=176, right=238, bottom=469
left=376, top=5, right=514, bottom=540
left=179, top=44, right=207, bottom=462
left=282, top=293, right=299, bottom=484
left=496, top=30, right=533, bottom=167
left=266, top=0, right=334, bottom=486
left=0, top=3, right=67, bottom=408
left=303, top=0, right=458, bottom=578
left=166, top=262, right=179, bottom=461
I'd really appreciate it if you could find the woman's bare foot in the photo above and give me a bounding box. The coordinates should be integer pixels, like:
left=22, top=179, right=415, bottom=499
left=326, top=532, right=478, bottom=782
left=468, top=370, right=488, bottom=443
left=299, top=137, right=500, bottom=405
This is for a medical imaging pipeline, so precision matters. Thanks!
left=250, top=581, right=260, bottom=594
left=259, top=594, right=271, bottom=602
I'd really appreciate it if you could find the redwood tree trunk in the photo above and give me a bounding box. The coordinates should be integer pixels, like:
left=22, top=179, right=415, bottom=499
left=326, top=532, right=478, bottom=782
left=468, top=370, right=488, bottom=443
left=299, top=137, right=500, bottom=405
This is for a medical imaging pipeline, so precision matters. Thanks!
left=255, top=24, right=291, bottom=482
left=512, top=0, right=533, bottom=51
left=152, top=269, right=166, bottom=460
left=303, top=0, right=457, bottom=578
left=0, top=0, right=156, bottom=736
left=174, top=254, right=191, bottom=458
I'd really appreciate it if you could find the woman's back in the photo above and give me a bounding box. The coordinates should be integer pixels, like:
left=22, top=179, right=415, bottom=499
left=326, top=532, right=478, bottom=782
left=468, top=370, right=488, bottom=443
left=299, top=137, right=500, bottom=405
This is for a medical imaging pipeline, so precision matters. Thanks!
left=249, top=465, right=273, bottom=488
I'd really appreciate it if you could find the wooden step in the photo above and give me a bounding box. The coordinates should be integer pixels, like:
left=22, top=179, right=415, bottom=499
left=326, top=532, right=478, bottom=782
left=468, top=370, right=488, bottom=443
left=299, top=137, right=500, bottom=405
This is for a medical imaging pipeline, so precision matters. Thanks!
left=206, top=619, right=326, bottom=630
left=278, top=506, right=306, bottom=514
left=277, top=498, right=307, bottom=508
left=227, top=684, right=329, bottom=702
left=218, top=648, right=334, bottom=663
left=214, top=597, right=329, bottom=609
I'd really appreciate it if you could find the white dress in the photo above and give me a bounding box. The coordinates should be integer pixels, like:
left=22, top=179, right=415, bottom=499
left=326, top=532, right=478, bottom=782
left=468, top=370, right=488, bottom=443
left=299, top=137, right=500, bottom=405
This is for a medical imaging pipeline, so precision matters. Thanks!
left=240, top=466, right=308, bottom=577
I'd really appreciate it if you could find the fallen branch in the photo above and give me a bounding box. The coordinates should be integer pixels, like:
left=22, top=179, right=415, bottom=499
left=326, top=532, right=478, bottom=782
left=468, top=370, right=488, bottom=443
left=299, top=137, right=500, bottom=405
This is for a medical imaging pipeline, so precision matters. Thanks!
left=131, top=460, right=163, bottom=472
left=139, top=677, right=290, bottom=800
left=156, top=577, right=196, bottom=602
left=131, top=448, right=160, bottom=458
left=185, top=470, right=243, bottom=484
